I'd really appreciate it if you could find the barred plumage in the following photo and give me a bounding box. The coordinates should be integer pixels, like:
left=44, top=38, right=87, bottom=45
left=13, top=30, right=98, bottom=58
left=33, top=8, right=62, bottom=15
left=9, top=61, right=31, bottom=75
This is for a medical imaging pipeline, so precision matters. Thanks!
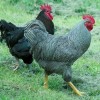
left=24, top=14, right=95, bottom=96
left=24, top=20, right=91, bottom=77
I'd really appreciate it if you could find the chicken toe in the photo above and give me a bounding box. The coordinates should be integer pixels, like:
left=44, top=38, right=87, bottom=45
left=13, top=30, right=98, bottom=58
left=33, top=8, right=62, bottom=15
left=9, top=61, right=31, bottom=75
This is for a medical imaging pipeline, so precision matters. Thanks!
left=12, top=57, right=20, bottom=71
left=68, top=82, right=84, bottom=96
left=13, top=64, right=19, bottom=71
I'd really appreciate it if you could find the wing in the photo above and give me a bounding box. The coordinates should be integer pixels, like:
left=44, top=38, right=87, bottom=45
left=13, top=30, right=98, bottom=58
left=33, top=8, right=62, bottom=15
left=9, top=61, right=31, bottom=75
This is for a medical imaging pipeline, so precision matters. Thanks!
left=10, top=37, right=33, bottom=64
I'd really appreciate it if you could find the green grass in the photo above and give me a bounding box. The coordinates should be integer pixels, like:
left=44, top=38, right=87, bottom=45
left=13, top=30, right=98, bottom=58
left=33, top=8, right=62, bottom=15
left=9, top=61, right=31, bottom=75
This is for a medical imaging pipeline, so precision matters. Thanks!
left=0, top=0, right=100, bottom=100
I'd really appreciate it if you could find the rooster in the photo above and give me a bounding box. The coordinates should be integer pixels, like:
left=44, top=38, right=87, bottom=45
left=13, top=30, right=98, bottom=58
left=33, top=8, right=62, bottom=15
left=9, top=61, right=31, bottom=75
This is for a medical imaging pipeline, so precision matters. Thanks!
left=24, top=15, right=95, bottom=96
left=0, top=4, right=54, bottom=71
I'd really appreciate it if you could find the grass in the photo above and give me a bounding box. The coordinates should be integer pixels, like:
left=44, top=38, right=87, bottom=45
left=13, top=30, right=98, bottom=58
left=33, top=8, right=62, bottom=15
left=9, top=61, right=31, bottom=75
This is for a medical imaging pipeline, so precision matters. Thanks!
left=0, top=0, right=100, bottom=100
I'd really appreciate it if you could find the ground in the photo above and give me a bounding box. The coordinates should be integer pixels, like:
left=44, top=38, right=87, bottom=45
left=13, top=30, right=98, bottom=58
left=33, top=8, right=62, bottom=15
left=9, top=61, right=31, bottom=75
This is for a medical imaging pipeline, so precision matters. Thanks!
left=0, top=0, right=100, bottom=100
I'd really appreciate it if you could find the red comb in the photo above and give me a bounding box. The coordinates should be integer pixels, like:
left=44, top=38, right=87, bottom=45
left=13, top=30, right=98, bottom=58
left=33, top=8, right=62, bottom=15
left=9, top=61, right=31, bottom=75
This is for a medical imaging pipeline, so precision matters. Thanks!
left=40, top=4, right=52, bottom=11
left=82, top=15, right=95, bottom=24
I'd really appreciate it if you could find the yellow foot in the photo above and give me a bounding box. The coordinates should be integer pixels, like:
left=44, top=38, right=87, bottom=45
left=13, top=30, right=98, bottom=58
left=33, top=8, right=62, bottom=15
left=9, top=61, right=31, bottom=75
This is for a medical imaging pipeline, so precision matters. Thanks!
left=44, top=72, right=48, bottom=89
left=74, top=90, right=85, bottom=96
left=12, top=64, right=19, bottom=71
left=13, top=66, right=19, bottom=71
left=68, top=82, right=85, bottom=96
left=44, top=82, right=48, bottom=89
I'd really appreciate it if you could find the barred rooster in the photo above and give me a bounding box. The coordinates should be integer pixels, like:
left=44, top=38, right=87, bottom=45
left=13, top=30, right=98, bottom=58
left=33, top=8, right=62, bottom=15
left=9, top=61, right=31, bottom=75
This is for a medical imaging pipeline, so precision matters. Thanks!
left=0, top=4, right=54, bottom=70
left=24, top=15, right=95, bottom=96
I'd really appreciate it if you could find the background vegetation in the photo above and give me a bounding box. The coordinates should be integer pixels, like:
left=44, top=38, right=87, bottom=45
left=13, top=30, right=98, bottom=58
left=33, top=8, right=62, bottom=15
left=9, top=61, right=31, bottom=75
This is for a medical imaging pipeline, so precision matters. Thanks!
left=0, top=0, right=100, bottom=100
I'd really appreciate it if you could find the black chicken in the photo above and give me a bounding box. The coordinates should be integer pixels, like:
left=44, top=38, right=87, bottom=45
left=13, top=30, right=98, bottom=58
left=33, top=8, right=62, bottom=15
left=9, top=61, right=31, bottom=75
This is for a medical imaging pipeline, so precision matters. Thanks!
left=24, top=15, right=95, bottom=96
left=0, top=4, right=54, bottom=70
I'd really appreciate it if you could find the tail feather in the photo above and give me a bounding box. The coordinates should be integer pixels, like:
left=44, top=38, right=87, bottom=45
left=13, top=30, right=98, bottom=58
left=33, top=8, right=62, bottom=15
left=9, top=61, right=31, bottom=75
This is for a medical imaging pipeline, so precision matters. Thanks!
left=0, top=20, right=17, bottom=31
left=0, top=19, right=24, bottom=47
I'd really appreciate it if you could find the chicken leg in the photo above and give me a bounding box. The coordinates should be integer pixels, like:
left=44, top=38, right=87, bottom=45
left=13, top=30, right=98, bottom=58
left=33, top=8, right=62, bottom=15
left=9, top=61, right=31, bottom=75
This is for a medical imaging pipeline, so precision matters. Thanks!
left=12, top=57, right=19, bottom=71
left=68, top=82, right=84, bottom=96
left=44, top=72, right=48, bottom=89
left=27, top=64, right=33, bottom=72
left=43, top=73, right=84, bottom=96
